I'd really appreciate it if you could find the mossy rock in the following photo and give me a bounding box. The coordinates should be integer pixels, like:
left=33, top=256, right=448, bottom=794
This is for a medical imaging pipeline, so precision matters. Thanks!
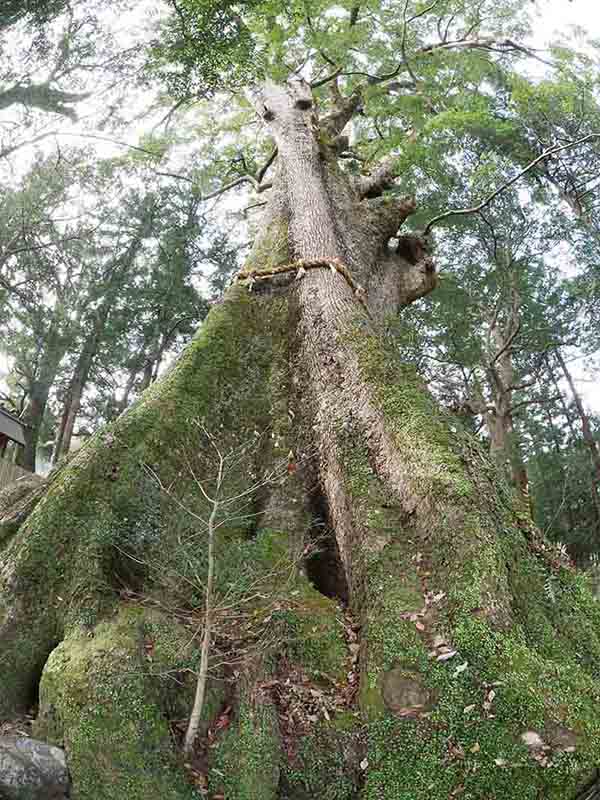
left=34, top=606, right=200, bottom=800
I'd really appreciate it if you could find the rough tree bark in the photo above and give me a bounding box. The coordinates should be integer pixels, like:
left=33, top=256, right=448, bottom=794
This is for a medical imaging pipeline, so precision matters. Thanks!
left=2, top=79, right=600, bottom=800
left=51, top=327, right=100, bottom=465
left=478, top=272, right=530, bottom=505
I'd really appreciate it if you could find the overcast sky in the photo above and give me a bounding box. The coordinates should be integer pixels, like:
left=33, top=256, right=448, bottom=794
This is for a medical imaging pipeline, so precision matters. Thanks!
left=535, top=0, right=600, bottom=42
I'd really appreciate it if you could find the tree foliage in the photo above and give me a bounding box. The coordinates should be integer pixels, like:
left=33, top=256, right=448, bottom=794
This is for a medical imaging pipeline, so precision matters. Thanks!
left=0, top=0, right=69, bottom=31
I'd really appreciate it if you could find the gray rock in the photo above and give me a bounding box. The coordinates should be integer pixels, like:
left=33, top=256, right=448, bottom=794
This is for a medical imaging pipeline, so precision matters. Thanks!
left=0, top=736, right=69, bottom=799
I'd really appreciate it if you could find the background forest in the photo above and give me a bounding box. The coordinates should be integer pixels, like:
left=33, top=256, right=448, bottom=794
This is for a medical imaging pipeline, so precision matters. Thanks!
left=1, top=0, right=598, bottom=561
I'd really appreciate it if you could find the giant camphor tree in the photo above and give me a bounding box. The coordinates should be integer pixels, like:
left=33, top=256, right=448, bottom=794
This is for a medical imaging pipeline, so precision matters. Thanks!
left=2, top=1, right=600, bottom=799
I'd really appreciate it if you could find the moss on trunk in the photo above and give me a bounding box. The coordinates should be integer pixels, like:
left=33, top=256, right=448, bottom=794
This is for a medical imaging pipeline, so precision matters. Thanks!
left=344, top=332, right=600, bottom=799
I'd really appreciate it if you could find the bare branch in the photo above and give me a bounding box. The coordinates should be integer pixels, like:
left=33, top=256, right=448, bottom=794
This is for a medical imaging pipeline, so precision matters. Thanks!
left=424, top=133, right=600, bottom=235
left=510, top=395, right=562, bottom=414
left=154, top=170, right=194, bottom=184
left=346, top=34, right=552, bottom=88
left=183, top=442, right=222, bottom=754
left=160, top=149, right=276, bottom=200
left=400, top=0, right=419, bottom=85
left=201, top=175, right=269, bottom=201
left=256, top=148, right=278, bottom=183
left=489, top=320, right=520, bottom=369
left=310, top=66, right=343, bottom=90
left=507, top=378, right=537, bottom=393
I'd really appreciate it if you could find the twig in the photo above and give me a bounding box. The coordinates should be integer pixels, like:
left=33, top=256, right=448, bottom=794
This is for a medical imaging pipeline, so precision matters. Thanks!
left=424, top=133, right=600, bottom=235
left=184, top=432, right=223, bottom=755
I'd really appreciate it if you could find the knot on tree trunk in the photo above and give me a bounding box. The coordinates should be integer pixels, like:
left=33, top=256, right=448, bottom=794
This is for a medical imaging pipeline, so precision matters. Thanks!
left=396, top=234, right=431, bottom=266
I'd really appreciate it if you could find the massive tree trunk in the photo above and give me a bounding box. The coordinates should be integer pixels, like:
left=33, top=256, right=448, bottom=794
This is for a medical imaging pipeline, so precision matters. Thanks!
left=2, top=80, right=600, bottom=799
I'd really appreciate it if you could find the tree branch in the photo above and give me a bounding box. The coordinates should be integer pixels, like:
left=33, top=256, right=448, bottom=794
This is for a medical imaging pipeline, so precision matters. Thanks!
left=489, top=320, right=520, bottom=370
left=310, top=66, right=343, bottom=90
left=161, top=150, right=276, bottom=200
left=424, top=133, right=600, bottom=235
left=356, top=156, right=397, bottom=198
left=256, top=148, right=278, bottom=183
left=321, top=87, right=363, bottom=136
left=0, top=84, right=90, bottom=119
left=200, top=175, right=272, bottom=202
left=510, top=395, right=562, bottom=414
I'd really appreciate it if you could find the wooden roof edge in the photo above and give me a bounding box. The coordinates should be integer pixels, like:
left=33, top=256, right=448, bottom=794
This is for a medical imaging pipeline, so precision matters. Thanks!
left=0, top=406, right=31, bottom=429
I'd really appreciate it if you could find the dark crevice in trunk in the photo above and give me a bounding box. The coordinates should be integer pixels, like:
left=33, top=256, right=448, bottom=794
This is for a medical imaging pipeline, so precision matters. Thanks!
left=107, top=548, right=148, bottom=595
left=244, top=489, right=266, bottom=540
left=304, top=487, right=349, bottom=603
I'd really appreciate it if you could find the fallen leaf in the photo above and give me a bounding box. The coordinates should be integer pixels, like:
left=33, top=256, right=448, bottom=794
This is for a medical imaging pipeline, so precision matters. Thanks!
left=437, top=650, right=458, bottom=662
left=521, top=731, right=544, bottom=749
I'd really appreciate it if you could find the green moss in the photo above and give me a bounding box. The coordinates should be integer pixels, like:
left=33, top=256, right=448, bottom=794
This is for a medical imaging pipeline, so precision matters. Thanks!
left=361, top=547, right=429, bottom=720
left=35, top=607, right=198, bottom=800
left=243, top=217, right=289, bottom=273
left=358, top=545, right=600, bottom=799
left=214, top=527, right=347, bottom=683
left=280, top=723, right=360, bottom=800
left=4, top=272, right=600, bottom=799
left=364, top=718, right=457, bottom=800
left=211, top=692, right=280, bottom=800
left=276, top=578, right=347, bottom=682
left=330, top=710, right=361, bottom=731
left=0, top=474, right=46, bottom=545
left=0, top=290, right=288, bottom=715
left=345, top=331, right=600, bottom=796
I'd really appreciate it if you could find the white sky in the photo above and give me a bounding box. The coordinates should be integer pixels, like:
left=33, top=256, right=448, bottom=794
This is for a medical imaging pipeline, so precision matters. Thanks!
left=534, top=0, right=600, bottom=42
